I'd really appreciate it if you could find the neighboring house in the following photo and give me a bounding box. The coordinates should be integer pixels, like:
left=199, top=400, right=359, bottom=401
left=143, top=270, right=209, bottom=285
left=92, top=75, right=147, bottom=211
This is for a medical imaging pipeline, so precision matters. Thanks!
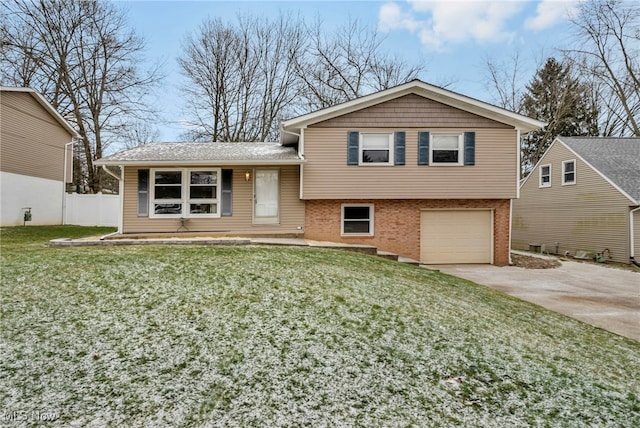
left=95, top=80, right=544, bottom=265
left=512, top=137, right=640, bottom=265
left=1, top=87, right=78, bottom=226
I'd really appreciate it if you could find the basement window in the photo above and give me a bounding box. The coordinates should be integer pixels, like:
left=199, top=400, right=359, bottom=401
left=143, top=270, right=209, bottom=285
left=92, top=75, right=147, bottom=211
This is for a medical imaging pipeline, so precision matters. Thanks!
left=341, top=204, right=374, bottom=236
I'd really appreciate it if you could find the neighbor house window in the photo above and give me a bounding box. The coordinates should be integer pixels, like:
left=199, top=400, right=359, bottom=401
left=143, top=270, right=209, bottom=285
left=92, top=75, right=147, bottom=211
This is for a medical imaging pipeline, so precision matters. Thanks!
left=562, top=160, right=576, bottom=185
left=539, top=164, right=551, bottom=188
left=150, top=169, right=220, bottom=218
left=341, top=204, right=374, bottom=236
left=360, top=133, right=393, bottom=165
left=431, top=134, right=463, bottom=165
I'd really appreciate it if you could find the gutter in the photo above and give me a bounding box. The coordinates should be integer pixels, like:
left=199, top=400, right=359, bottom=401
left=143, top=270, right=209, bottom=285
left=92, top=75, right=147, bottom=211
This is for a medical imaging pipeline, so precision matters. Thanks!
left=630, top=206, right=640, bottom=267
left=101, top=164, right=122, bottom=181
left=94, top=159, right=306, bottom=167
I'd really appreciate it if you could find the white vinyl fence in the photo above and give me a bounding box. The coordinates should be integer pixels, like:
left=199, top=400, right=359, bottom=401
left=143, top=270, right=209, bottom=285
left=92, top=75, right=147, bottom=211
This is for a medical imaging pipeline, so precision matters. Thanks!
left=64, top=192, right=119, bottom=227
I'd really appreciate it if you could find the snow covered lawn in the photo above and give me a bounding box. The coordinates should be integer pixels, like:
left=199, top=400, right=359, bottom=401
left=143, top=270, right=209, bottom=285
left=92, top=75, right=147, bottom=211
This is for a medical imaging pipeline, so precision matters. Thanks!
left=1, top=227, right=639, bottom=427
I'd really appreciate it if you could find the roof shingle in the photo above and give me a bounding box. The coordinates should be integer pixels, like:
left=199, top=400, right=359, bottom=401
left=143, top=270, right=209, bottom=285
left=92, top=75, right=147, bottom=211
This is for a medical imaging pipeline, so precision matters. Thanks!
left=559, top=137, right=640, bottom=203
left=95, top=142, right=302, bottom=165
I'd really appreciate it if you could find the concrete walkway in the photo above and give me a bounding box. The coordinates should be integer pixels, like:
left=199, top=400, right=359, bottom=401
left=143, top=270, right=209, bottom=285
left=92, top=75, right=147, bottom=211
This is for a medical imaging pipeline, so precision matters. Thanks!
left=48, top=235, right=421, bottom=264
left=431, top=260, right=640, bottom=341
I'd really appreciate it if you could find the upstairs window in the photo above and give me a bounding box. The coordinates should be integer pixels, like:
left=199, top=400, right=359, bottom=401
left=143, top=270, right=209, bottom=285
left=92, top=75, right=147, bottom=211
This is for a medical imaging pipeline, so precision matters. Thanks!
left=360, top=133, right=394, bottom=165
left=539, top=164, right=551, bottom=188
left=431, top=134, right=463, bottom=165
left=562, top=160, right=576, bottom=185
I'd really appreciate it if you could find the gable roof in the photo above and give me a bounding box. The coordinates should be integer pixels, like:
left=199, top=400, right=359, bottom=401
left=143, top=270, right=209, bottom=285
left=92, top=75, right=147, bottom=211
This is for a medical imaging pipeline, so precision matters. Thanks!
left=557, top=137, right=640, bottom=204
left=0, top=86, right=80, bottom=138
left=94, top=142, right=304, bottom=166
left=281, top=79, right=545, bottom=143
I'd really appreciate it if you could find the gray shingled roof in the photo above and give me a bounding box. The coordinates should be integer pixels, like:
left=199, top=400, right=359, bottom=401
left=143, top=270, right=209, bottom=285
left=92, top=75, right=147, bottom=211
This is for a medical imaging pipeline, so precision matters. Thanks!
left=559, top=137, right=640, bottom=203
left=95, top=142, right=302, bottom=165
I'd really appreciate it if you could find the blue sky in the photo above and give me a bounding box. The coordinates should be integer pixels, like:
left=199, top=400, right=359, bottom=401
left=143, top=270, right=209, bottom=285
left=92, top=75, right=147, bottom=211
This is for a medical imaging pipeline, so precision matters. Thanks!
left=117, top=0, right=580, bottom=141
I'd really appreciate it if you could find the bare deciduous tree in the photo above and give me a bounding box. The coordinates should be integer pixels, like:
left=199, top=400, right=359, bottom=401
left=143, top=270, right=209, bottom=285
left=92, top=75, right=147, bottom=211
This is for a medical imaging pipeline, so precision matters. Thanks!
left=178, top=13, right=304, bottom=142
left=295, top=19, right=425, bottom=111
left=565, top=0, right=640, bottom=136
left=1, top=0, right=161, bottom=192
left=178, top=14, right=425, bottom=141
left=484, top=52, right=527, bottom=113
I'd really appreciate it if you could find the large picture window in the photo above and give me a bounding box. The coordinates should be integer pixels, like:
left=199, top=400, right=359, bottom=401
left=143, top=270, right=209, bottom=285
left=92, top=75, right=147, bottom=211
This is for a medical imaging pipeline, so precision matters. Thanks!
left=360, top=133, right=393, bottom=165
left=431, top=134, right=463, bottom=165
left=150, top=169, right=220, bottom=218
left=341, top=204, right=374, bottom=236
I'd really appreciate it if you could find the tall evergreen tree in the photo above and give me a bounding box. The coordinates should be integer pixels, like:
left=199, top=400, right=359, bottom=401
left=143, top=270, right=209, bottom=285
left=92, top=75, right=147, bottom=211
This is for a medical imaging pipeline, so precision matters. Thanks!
left=520, top=58, right=599, bottom=174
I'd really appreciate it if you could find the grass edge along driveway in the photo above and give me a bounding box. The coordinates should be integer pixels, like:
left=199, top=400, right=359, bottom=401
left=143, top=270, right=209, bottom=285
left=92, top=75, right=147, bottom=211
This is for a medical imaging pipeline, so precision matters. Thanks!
left=1, top=226, right=639, bottom=427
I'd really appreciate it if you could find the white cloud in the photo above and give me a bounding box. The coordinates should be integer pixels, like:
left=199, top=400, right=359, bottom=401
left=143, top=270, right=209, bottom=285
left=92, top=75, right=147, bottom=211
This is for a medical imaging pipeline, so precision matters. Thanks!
left=378, top=1, right=524, bottom=50
left=524, top=0, right=579, bottom=31
left=378, top=1, right=577, bottom=50
left=378, top=2, right=421, bottom=33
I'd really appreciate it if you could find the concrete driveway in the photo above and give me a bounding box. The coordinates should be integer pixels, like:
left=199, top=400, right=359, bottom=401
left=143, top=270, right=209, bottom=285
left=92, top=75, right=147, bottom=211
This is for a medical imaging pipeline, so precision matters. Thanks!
left=430, top=260, right=640, bottom=341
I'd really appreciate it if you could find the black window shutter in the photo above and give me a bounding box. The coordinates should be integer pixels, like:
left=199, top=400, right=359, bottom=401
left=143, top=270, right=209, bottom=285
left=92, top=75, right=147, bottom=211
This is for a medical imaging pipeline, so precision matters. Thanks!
left=394, top=132, right=405, bottom=165
left=347, top=131, right=359, bottom=165
left=464, top=132, right=476, bottom=166
left=221, top=169, right=232, bottom=216
left=137, top=169, right=149, bottom=217
left=418, top=131, right=430, bottom=165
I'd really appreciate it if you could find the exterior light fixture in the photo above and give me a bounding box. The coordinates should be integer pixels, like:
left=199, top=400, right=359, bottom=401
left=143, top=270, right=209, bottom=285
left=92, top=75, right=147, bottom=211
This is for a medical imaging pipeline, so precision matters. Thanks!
left=245, top=171, right=251, bottom=182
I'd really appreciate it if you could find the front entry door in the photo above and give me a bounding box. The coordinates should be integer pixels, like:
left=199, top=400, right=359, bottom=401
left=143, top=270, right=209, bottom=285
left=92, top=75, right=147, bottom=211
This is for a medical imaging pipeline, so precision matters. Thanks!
left=254, top=169, right=279, bottom=224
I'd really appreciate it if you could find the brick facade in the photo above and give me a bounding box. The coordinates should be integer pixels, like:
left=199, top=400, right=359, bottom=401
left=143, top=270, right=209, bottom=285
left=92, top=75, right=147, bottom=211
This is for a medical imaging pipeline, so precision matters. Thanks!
left=304, top=199, right=512, bottom=266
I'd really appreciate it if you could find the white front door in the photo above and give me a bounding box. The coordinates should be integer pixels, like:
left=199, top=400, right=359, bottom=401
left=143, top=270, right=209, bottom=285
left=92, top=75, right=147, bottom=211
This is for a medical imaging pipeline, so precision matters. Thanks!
left=254, top=169, right=279, bottom=224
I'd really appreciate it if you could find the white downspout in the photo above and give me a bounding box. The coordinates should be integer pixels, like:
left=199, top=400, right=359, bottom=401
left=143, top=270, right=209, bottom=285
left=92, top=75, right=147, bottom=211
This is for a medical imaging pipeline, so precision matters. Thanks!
left=630, top=206, right=640, bottom=267
left=299, top=128, right=305, bottom=200
left=62, top=140, right=74, bottom=225
left=102, top=165, right=124, bottom=234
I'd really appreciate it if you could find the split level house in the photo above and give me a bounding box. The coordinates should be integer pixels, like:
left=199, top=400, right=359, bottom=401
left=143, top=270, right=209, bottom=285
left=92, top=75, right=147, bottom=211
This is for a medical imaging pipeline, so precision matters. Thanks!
left=512, top=137, right=640, bottom=265
left=1, top=87, right=78, bottom=226
left=95, top=80, right=544, bottom=265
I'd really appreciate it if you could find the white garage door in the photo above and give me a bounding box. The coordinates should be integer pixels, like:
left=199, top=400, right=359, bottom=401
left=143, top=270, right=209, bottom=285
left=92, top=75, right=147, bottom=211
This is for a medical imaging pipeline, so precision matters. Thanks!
left=420, top=210, right=493, bottom=264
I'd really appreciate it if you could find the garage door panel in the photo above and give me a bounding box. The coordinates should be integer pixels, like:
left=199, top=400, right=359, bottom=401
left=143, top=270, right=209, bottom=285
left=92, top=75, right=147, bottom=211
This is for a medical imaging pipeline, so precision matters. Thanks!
left=421, top=210, right=492, bottom=264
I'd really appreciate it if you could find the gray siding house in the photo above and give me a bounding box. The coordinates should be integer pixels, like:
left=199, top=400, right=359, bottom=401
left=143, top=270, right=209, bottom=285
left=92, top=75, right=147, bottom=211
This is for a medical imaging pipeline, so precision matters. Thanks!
left=512, top=137, right=640, bottom=265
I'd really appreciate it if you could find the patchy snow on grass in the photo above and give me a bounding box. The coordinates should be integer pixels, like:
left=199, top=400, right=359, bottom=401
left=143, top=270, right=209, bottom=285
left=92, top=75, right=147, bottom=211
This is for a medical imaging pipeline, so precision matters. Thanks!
left=1, top=240, right=639, bottom=427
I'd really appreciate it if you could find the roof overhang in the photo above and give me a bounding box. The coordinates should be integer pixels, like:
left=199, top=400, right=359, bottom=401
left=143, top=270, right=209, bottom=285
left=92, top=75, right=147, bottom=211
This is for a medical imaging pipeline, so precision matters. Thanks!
left=281, top=80, right=546, bottom=142
left=1, top=86, right=80, bottom=139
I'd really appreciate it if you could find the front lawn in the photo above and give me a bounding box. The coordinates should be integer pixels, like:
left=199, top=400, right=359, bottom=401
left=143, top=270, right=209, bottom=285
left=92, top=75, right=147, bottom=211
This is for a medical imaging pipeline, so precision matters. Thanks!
left=1, top=226, right=639, bottom=426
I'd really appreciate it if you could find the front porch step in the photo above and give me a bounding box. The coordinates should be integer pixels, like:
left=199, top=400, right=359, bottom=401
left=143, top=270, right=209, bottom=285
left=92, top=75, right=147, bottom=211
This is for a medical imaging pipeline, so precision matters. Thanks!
left=398, top=256, right=421, bottom=266
left=377, top=251, right=399, bottom=261
left=306, top=240, right=378, bottom=255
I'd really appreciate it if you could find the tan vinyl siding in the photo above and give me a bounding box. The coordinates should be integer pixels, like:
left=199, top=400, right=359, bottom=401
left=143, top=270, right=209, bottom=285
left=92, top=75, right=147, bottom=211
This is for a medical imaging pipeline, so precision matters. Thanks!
left=302, top=127, right=518, bottom=199
left=122, top=165, right=305, bottom=234
left=512, top=142, right=633, bottom=263
left=0, top=91, right=73, bottom=181
left=311, top=94, right=513, bottom=129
